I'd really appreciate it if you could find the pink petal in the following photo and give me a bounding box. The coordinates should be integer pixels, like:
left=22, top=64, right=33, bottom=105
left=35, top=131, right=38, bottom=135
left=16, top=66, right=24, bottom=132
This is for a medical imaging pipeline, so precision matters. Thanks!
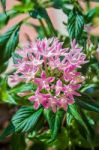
left=28, top=96, right=35, bottom=101
left=41, top=71, right=46, bottom=79
left=46, top=77, right=55, bottom=83
left=34, top=101, right=40, bottom=109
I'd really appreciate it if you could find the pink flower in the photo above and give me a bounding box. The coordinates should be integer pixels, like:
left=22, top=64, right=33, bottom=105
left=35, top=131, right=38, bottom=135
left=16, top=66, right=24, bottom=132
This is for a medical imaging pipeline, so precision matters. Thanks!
left=9, top=38, right=87, bottom=112
left=48, top=56, right=61, bottom=69
left=9, top=74, right=23, bottom=86
left=48, top=96, right=57, bottom=112
left=63, top=84, right=81, bottom=100
left=55, top=80, right=63, bottom=96
left=16, top=45, right=33, bottom=60
left=29, top=89, right=50, bottom=109
left=35, top=71, right=55, bottom=90
left=58, top=97, right=68, bottom=111
left=16, top=62, right=38, bottom=83
left=63, top=70, right=81, bottom=82
left=36, top=38, right=67, bottom=58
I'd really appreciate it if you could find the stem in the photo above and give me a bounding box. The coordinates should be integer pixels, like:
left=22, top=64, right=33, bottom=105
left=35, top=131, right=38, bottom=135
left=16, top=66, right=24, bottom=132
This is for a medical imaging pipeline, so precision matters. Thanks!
left=44, top=10, right=57, bottom=36
left=39, top=19, right=49, bottom=37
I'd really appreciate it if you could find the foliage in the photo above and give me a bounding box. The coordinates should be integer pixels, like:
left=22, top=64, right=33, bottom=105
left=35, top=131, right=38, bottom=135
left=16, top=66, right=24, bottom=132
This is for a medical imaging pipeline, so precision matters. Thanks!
left=0, top=0, right=99, bottom=150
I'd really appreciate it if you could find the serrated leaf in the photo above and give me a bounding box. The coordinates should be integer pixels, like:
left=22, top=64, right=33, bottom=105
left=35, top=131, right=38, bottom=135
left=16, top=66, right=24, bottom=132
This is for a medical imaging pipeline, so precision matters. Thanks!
left=0, top=107, right=43, bottom=140
left=75, top=93, right=99, bottom=113
left=67, top=9, right=84, bottom=40
left=12, top=107, right=43, bottom=132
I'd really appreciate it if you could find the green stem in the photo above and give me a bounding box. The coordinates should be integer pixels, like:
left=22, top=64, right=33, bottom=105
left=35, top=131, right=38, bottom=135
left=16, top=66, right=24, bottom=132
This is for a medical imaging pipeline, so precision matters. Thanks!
left=44, top=10, right=57, bottom=36
left=39, top=19, right=49, bottom=37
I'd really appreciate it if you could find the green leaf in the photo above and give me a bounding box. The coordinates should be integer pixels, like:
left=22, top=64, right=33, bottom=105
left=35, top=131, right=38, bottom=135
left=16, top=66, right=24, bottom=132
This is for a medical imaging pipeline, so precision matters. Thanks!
left=44, top=109, right=64, bottom=141
left=0, top=122, right=15, bottom=141
left=0, top=78, right=33, bottom=105
left=75, top=94, right=99, bottom=113
left=0, top=22, right=22, bottom=72
left=0, top=77, right=15, bottom=103
left=68, top=104, right=94, bottom=143
left=67, top=9, right=84, bottom=40
left=0, top=24, right=19, bottom=45
left=9, top=82, right=37, bottom=94
left=0, top=10, right=19, bottom=29
left=13, top=2, right=34, bottom=13
left=3, top=25, right=20, bottom=61
left=85, top=7, right=99, bottom=23
left=53, top=0, right=69, bottom=9
left=51, top=110, right=64, bottom=140
left=0, top=12, right=9, bottom=29
left=79, top=109, right=95, bottom=144
left=12, top=107, right=43, bottom=132
left=1, top=91, right=17, bottom=104
left=0, top=107, right=43, bottom=140
left=0, top=61, right=8, bottom=73
left=85, top=8, right=96, bottom=23
left=50, top=128, right=69, bottom=150
left=66, top=112, right=73, bottom=126
left=44, top=109, right=55, bottom=131
left=68, top=104, right=87, bottom=129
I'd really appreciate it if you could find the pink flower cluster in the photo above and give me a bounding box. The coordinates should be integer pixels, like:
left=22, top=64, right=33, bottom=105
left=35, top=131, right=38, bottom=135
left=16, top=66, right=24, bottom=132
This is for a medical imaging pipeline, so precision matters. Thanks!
left=10, top=38, right=87, bottom=112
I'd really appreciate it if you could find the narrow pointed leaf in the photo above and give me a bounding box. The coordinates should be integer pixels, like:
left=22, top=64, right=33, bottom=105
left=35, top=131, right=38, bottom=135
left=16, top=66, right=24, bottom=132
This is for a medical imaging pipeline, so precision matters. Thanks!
left=3, top=25, right=20, bottom=61
left=68, top=104, right=86, bottom=128
left=75, top=94, right=99, bottom=113
left=51, top=110, right=64, bottom=140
